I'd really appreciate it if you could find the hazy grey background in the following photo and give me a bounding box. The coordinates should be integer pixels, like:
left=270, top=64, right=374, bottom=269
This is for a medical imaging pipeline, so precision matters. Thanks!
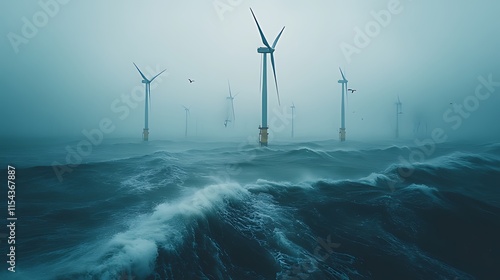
left=1, top=0, right=499, bottom=142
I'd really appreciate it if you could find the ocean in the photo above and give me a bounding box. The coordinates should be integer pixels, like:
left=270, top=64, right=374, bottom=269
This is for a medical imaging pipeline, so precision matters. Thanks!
left=1, top=139, right=499, bottom=280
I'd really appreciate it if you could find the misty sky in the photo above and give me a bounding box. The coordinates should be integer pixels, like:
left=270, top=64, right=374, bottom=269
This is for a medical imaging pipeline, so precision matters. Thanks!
left=1, top=0, right=499, bottom=142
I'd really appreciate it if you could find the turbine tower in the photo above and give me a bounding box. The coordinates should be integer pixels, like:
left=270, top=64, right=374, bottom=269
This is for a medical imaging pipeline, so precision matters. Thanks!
left=338, top=68, right=348, bottom=142
left=395, top=96, right=403, bottom=138
left=250, top=8, right=285, bottom=146
left=290, top=102, right=295, bottom=138
left=133, top=63, right=166, bottom=141
left=182, top=105, right=190, bottom=138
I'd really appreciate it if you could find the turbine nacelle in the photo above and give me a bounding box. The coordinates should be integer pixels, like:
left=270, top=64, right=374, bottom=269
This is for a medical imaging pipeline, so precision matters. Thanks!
left=142, top=80, right=149, bottom=84
left=338, top=80, right=348, bottom=84
left=257, top=47, right=274, bottom=54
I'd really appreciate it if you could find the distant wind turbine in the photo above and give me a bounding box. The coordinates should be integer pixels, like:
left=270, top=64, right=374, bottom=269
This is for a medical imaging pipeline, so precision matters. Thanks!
left=338, top=68, right=349, bottom=142
left=225, top=80, right=238, bottom=127
left=250, top=8, right=285, bottom=146
left=133, top=63, right=166, bottom=141
left=182, top=105, right=190, bottom=138
left=395, top=96, right=403, bottom=138
left=290, top=102, right=295, bottom=138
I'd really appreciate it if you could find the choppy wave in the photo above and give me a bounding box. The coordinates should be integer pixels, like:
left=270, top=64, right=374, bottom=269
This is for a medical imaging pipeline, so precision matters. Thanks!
left=1, top=141, right=500, bottom=279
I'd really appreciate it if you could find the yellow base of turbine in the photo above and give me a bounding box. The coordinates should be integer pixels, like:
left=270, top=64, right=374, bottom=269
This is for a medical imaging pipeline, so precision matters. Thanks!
left=339, top=128, right=346, bottom=142
left=259, top=126, right=268, bottom=147
left=143, top=128, right=149, bottom=141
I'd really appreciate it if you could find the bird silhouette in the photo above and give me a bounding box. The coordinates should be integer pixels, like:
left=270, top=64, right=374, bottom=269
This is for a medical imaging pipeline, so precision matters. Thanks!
left=188, top=79, right=195, bottom=83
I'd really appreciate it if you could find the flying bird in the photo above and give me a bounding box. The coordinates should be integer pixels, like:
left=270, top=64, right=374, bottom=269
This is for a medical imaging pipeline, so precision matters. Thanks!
left=348, top=89, right=357, bottom=93
left=188, top=79, right=195, bottom=83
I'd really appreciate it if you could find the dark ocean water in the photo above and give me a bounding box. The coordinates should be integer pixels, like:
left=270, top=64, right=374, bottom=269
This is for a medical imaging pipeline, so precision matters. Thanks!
left=1, top=139, right=499, bottom=280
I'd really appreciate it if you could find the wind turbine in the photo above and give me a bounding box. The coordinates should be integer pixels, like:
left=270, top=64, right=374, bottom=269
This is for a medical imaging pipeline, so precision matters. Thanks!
left=395, top=96, right=403, bottom=138
left=133, top=63, right=167, bottom=141
left=225, top=80, right=238, bottom=127
left=338, top=68, right=349, bottom=142
left=290, top=102, right=295, bottom=138
left=250, top=8, right=285, bottom=146
left=182, top=105, right=190, bottom=138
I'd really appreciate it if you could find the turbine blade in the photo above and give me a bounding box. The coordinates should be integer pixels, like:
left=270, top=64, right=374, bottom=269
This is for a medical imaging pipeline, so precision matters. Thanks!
left=148, top=87, right=151, bottom=115
left=270, top=53, right=281, bottom=106
left=259, top=55, right=263, bottom=97
left=272, top=26, right=285, bottom=49
left=133, top=63, right=149, bottom=82
left=250, top=8, right=271, bottom=49
left=150, top=69, right=167, bottom=82
left=231, top=99, right=235, bottom=121
left=345, top=83, right=348, bottom=108
left=339, top=67, right=346, bottom=81
left=233, top=93, right=240, bottom=98
left=228, top=80, right=232, bottom=98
